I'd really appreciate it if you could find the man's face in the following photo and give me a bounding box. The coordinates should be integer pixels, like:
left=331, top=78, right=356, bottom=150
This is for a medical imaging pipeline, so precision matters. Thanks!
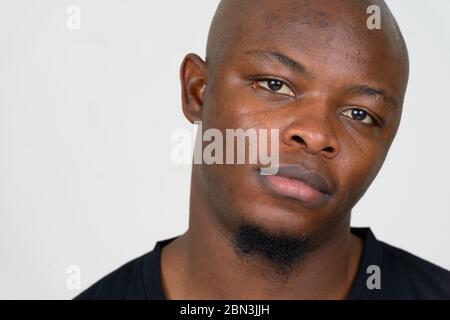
left=195, top=0, right=408, bottom=245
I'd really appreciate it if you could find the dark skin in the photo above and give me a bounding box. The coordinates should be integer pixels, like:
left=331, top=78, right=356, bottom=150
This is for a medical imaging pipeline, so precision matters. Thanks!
left=161, top=0, right=409, bottom=299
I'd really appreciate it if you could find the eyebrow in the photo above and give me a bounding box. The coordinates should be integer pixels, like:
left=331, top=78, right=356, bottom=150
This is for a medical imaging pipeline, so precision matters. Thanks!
left=244, top=49, right=314, bottom=78
left=245, top=49, right=399, bottom=110
left=347, top=85, right=399, bottom=110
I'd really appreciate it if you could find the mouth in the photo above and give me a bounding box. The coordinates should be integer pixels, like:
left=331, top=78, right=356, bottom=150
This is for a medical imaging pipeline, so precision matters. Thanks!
left=257, top=165, right=333, bottom=207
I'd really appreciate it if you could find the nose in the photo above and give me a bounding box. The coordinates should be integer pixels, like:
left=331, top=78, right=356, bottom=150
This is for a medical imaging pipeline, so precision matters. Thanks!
left=282, top=113, right=340, bottom=159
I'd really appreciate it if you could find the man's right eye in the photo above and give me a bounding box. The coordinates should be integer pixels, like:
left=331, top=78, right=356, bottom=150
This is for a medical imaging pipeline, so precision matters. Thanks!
left=254, top=79, right=295, bottom=98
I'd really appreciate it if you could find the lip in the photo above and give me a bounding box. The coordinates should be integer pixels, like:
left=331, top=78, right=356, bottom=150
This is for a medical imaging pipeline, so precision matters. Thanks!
left=258, top=165, right=334, bottom=207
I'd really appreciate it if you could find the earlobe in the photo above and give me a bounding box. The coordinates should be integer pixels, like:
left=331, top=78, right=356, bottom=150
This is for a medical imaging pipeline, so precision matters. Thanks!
left=180, top=53, right=208, bottom=124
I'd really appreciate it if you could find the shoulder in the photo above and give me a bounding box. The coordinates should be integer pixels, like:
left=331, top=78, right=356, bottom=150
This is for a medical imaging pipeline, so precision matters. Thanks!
left=380, top=241, right=450, bottom=299
left=74, top=249, right=159, bottom=300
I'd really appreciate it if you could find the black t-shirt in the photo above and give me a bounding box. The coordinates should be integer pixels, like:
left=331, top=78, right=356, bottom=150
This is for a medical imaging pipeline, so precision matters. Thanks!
left=75, top=228, right=450, bottom=300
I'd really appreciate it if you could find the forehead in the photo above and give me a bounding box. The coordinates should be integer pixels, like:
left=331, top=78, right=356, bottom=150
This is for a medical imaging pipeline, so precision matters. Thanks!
left=216, top=0, right=407, bottom=99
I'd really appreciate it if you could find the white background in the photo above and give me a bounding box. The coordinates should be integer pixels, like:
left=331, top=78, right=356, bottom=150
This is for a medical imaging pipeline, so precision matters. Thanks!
left=0, top=0, right=449, bottom=299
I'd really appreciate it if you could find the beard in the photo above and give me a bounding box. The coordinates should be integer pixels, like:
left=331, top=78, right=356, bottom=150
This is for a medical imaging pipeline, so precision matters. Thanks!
left=232, top=221, right=312, bottom=283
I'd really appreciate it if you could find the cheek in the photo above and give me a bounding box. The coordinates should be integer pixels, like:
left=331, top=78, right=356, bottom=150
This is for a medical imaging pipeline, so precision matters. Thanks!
left=203, top=78, right=272, bottom=131
left=335, top=138, right=386, bottom=205
left=198, top=162, right=259, bottom=228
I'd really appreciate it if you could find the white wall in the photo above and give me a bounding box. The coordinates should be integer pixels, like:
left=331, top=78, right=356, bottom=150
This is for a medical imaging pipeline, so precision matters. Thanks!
left=0, top=0, right=449, bottom=299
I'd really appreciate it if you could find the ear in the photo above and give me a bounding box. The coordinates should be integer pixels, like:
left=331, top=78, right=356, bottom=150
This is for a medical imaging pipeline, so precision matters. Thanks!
left=180, top=53, right=208, bottom=124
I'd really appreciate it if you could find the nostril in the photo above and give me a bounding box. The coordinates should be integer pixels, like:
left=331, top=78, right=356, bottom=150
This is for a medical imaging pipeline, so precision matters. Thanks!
left=322, top=146, right=334, bottom=153
left=289, top=133, right=338, bottom=156
left=292, top=135, right=304, bottom=145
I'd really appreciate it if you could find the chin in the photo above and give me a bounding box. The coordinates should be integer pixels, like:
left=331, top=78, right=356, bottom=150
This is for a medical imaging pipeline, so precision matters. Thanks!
left=234, top=199, right=323, bottom=237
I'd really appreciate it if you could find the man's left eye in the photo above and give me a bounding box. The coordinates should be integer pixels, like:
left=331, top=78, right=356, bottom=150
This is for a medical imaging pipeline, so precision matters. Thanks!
left=256, top=79, right=295, bottom=97
left=341, top=108, right=376, bottom=125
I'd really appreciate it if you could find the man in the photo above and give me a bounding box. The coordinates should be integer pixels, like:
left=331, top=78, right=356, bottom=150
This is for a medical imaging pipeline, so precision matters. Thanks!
left=76, top=0, right=450, bottom=299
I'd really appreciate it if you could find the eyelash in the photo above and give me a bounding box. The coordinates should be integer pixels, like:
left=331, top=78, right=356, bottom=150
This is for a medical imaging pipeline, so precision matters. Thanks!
left=253, top=78, right=296, bottom=98
left=341, top=108, right=378, bottom=126
left=252, top=78, right=380, bottom=126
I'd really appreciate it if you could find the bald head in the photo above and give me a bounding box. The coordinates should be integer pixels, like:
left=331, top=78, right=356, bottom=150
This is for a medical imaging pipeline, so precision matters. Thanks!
left=205, top=0, right=409, bottom=98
